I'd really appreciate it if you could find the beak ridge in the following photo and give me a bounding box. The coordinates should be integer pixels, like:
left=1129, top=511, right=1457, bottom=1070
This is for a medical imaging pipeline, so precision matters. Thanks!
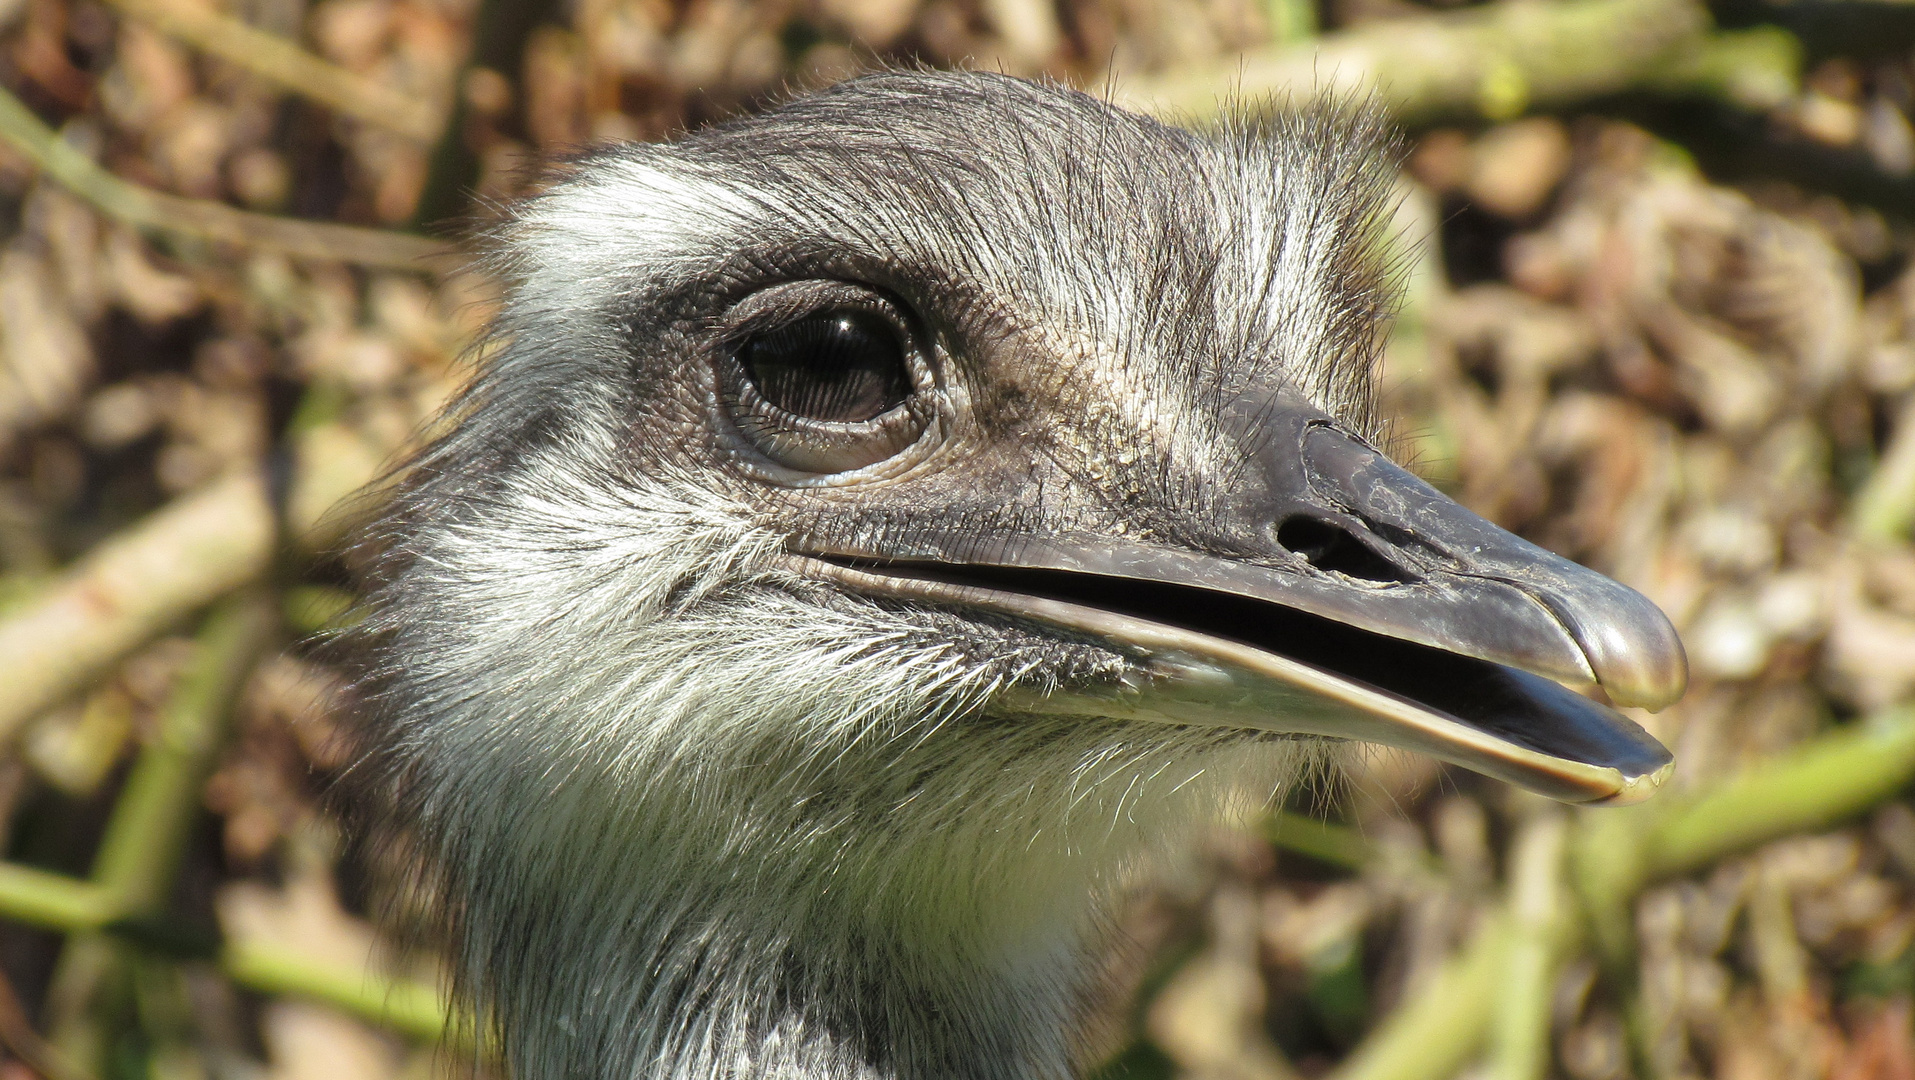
left=1285, top=419, right=1689, bottom=710
left=788, top=388, right=1687, bottom=805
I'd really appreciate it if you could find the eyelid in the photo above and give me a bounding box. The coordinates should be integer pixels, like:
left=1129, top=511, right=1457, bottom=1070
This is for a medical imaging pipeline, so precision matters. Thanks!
left=727, top=371, right=930, bottom=474
left=719, top=281, right=907, bottom=345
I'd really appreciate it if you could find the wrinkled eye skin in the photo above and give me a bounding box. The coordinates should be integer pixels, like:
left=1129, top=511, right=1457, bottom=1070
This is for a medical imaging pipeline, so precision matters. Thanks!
left=716, top=282, right=940, bottom=480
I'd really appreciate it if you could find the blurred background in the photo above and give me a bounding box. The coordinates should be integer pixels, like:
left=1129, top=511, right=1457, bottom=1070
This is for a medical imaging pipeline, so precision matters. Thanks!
left=0, top=0, right=1914, bottom=1075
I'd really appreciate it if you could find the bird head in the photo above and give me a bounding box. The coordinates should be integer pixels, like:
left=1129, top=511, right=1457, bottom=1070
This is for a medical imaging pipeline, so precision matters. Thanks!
left=357, top=70, right=1686, bottom=1079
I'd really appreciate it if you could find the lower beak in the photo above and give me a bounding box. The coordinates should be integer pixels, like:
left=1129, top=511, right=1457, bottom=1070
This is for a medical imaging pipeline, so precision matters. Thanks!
left=787, top=389, right=1685, bottom=806
left=788, top=558, right=1674, bottom=804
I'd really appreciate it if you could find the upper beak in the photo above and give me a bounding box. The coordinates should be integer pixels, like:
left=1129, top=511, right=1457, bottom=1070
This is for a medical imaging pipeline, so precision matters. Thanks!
left=787, top=388, right=1686, bottom=805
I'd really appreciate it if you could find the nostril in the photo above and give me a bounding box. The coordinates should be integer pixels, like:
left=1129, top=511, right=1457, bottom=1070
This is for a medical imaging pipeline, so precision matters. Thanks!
left=1276, top=516, right=1412, bottom=584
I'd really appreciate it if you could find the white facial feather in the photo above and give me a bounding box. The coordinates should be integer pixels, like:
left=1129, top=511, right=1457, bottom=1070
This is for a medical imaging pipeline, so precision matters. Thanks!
left=510, top=160, right=782, bottom=300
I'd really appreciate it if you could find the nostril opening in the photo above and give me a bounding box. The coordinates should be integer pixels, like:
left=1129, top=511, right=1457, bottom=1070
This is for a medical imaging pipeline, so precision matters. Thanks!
left=1276, top=516, right=1412, bottom=583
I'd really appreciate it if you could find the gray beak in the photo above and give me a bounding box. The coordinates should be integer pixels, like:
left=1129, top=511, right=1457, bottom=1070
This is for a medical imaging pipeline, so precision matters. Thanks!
left=790, top=388, right=1686, bottom=805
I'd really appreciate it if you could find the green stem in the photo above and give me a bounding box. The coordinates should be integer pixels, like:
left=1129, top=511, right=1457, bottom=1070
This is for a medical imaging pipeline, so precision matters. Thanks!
left=1570, top=800, right=1650, bottom=975
left=43, top=593, right=278, bottom=1072
left=0, top=865, right=116, bottom=933
left=1339, top=707, right=1915, bottom=1080
left=1330, top=914, right=1509, bottom=1080
left=1261, top=0, right=1316, bottom=45
left=1116, top=0, right=1801, bottom=127
left=1851, top=397, right=1915, bottom=545
left=1643, top=26, right=1801, bottom=112
left=1487, top=811, right=1569, bottom=1080
left=0, top=861, right=460, bottom=1046
left=89, top=593, right=279, bottom=910
left=223, top=941, right=459, bottom=1047
left=1263, top=810, right=1373, bottom=870
left=1645, top=707, right=1915, bottom=878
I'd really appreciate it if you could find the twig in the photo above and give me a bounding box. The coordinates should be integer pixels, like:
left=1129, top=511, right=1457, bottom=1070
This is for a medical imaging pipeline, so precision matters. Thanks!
left=97, top=0, right=443, bottom=141
left=1116, top=0, right=1795, bottom=127
left=0, top=86, right=452, bottom=269
left=0, top=471, right=275, bottom=743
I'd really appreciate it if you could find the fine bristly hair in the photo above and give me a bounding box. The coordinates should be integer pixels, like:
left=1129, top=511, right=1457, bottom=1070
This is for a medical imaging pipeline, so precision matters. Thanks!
left=351, top=71, right=1399, bottom=1080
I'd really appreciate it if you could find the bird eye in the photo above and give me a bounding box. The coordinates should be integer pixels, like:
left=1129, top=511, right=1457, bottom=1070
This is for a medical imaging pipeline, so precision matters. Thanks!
left=717, top=285, right=937, bottom=479
left=738, top=309, right=910, bottom=423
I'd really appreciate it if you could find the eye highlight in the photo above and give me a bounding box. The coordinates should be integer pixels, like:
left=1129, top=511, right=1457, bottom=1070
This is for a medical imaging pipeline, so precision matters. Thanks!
left=739, top=309, right=910, bottom=423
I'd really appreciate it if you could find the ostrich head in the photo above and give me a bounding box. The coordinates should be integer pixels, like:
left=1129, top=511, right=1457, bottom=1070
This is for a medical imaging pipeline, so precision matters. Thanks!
left=356, top=71, right=1686, bottom=1080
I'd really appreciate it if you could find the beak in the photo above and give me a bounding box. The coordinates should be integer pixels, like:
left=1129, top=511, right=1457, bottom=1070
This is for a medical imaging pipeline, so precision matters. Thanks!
left=787, top=389, right=1686, bottom=805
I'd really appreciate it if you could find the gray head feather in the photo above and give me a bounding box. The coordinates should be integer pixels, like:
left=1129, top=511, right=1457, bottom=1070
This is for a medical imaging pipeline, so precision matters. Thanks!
left=351, top=71, right=1398, bottom=1080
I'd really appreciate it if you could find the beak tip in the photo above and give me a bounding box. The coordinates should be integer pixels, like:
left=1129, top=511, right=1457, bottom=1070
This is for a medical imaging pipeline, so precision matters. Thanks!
left=1573, top=596, right=1690, bottom=712
left=1600, top=647, right=1692, bottom=712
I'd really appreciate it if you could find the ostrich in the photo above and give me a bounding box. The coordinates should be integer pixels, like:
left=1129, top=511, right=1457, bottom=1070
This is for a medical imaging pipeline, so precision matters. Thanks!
left=353, top=71, right=1686, bottom=1080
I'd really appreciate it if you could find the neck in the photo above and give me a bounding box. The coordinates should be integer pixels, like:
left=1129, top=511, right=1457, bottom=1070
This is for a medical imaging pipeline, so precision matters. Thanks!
left=426, top=715, right=1301, bottom=1080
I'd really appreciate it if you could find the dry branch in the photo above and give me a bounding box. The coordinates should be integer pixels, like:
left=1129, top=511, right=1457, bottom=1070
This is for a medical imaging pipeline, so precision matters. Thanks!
left=0, top=405, right=397, bottom=741
left=99, top=0, right=444, bottom=141
left=0, top=86, right=453, bottom=269
left=0, top=471, right=274, bottom=741
left=1117, top=0, right=1797, bottom=126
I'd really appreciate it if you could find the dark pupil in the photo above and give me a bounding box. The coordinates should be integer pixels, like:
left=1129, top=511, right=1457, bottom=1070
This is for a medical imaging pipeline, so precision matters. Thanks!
left=740, top=310, right=909, bottom=423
